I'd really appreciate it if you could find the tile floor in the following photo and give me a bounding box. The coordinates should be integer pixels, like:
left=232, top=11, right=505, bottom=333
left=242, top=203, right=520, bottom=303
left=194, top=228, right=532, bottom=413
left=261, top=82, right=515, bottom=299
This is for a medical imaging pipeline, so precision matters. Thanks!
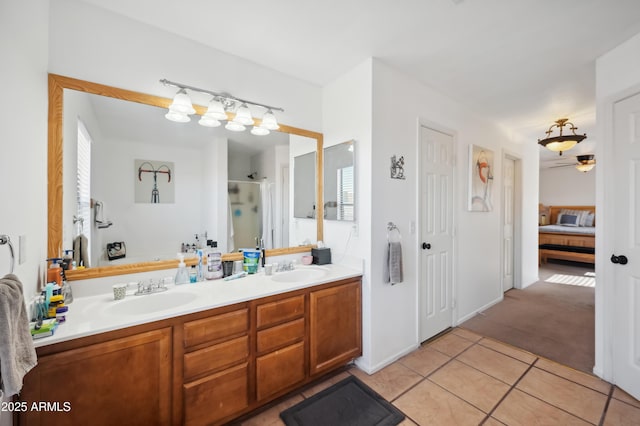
left=239, top=328, right=640, bottom=425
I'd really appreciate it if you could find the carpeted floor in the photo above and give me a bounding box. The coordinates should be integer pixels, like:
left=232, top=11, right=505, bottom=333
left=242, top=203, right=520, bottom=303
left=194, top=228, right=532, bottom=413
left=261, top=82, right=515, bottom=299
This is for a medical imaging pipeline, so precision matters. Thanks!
left=461, top=261, right=595, bottom=373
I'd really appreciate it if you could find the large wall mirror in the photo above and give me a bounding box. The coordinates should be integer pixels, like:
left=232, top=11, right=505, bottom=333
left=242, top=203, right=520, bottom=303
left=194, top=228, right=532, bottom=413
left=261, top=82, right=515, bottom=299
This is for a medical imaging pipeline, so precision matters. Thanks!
left=48, top=74, right=324, bottom=280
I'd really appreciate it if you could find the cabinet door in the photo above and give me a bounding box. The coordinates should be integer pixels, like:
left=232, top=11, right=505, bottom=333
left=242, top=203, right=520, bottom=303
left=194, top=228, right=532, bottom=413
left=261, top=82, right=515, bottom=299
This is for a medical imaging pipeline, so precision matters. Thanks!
left=18, top=328, right=172, bottom=426
left=309, top=281, right=362, bottom=375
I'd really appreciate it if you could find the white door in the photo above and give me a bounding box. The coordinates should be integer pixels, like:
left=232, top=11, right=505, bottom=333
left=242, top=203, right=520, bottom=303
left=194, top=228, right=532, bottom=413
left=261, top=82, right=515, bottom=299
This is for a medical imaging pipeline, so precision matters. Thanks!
left=502, top=156, right=515, bottom=292
left=419, top=125, right=455, bottom=342
left=611, top=92, right=640, bottom=399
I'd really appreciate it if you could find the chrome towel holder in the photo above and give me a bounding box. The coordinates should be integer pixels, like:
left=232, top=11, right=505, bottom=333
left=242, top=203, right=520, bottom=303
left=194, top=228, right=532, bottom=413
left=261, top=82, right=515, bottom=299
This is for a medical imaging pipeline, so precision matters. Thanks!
left=387, top=222, right=402, bottom=243
left=0, top=234, right=15, bottom=274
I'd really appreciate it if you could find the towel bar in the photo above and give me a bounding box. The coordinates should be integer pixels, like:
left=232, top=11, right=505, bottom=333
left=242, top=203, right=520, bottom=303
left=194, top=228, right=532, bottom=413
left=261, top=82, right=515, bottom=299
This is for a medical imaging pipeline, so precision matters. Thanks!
left=387, top=222, right=402, bottom=243
left=0, top=234, right=15, bottom=274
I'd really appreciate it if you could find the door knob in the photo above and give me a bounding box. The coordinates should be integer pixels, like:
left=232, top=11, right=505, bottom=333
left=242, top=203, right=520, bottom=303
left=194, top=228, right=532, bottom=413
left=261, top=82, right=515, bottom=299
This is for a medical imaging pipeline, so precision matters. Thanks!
left=422, top=242, right=431, bottom=250
left=611, top=254, right=629, bottom=265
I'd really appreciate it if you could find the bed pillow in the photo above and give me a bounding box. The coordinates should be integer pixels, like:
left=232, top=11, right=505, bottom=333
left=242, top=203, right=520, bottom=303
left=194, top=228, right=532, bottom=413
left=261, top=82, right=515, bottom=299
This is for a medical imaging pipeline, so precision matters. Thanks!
left=557, top=209, right=589, bottom=226
left=558, top=213, right=580, bottom=227
left=583, top=212, right=595, bottom=227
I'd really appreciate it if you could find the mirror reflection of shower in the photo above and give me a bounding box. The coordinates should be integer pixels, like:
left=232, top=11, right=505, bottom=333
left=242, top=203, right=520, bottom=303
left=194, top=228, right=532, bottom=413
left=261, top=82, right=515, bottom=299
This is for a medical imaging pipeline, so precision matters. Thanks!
left=228, top=181, right=261, bottom=250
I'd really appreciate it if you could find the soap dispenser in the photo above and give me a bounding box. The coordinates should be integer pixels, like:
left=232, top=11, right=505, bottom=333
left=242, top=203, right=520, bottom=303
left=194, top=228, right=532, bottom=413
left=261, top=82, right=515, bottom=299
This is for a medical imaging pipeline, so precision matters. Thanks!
left=175, top=253, right=189, bottom=285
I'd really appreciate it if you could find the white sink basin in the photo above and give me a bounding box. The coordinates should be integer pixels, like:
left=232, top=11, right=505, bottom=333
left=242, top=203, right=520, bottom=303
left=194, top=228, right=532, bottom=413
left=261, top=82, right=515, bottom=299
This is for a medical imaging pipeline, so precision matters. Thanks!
left=270, top=266, right=329, bottom=283
left=105, top=291, right=198, bottom=316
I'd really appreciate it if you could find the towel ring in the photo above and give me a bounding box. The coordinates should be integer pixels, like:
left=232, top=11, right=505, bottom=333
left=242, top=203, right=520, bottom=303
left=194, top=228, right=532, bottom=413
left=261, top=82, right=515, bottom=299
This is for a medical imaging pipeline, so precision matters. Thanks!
left=0, top=234, right=15, bottom=274
left=387, top=222, right=402, bottom=243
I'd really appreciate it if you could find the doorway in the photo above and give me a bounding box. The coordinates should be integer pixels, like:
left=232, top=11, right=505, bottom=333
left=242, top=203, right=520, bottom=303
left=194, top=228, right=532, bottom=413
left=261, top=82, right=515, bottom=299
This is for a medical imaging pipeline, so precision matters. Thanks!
left=502, top=154, right=522, bottom=291
left=418, top=124, right=455, bottom=342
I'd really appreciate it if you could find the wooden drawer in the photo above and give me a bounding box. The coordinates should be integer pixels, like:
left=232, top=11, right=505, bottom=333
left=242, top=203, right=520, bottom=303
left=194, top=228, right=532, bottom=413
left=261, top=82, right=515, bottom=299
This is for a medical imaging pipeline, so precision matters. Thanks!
left=256, top=341, right=305, bottom=401
left=257, top=318, right=305, bottom=354
left=184, top=335, right=248, bottom=381
left=183, top=308, right=248, bottom=348
left=183, top=363, right=249, bottom=426
left=256, top=295, right=304, bottom=329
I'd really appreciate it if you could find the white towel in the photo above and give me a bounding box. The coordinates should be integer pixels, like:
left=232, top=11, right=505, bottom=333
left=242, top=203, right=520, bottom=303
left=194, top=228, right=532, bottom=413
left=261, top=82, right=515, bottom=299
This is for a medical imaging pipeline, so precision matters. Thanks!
left=384, top=241, right=403, bottom=284
left=0, top=274, right=37, bottom=397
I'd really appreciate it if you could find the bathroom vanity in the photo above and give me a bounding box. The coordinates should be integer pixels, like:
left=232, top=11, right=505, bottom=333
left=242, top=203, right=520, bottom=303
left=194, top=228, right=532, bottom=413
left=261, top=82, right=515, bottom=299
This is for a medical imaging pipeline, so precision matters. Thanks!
left=16, top=265, right=362, bottom=425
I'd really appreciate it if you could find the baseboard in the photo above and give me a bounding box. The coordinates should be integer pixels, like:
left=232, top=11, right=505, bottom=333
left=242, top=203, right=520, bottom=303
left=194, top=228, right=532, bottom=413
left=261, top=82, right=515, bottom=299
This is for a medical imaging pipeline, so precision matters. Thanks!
left=455, top=295, right=504, bottom=325
left=354, top=343, right=420, bottom=375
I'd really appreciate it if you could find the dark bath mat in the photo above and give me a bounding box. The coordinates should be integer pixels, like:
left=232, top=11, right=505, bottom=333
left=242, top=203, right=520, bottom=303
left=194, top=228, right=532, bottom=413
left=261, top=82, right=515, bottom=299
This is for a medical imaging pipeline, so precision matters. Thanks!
left=280, top=375, right=405, bottom=426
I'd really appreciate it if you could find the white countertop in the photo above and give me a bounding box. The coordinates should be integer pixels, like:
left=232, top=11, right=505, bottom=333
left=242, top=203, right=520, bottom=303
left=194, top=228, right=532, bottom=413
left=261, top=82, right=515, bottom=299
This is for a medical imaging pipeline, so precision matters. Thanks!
left=34, top=263, right=362, bottom=348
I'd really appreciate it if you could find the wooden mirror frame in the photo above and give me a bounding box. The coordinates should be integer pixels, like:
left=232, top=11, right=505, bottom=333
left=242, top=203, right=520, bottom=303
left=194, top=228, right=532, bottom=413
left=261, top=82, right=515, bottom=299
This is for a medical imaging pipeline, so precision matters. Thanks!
left=48, top=74, right=324, bottom=280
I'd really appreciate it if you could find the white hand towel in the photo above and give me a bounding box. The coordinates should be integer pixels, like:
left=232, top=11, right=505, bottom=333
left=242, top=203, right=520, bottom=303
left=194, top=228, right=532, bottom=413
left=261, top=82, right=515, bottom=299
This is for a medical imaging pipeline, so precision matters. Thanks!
left=0, top=274, right=37, bottom=397
left=384, top=241, right=403, bottom=284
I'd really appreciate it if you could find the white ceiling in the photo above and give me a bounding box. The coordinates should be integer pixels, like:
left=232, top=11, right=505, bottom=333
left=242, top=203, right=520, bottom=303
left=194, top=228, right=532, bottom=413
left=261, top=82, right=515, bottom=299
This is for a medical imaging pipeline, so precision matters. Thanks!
left=79, top=0, right=640, bottom=166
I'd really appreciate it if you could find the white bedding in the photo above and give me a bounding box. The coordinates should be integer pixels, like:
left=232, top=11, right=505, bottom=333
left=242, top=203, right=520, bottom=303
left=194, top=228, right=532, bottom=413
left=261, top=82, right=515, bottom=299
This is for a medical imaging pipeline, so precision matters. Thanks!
left=539, top=225, right=596, bottom=235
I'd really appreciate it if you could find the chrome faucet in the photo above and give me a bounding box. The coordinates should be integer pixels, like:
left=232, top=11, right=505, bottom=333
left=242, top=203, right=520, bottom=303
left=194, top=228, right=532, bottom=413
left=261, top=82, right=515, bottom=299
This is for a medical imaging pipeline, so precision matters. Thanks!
left=134, top=279, right=168, bottom=296
left=276, top=261, right=294, bottom=272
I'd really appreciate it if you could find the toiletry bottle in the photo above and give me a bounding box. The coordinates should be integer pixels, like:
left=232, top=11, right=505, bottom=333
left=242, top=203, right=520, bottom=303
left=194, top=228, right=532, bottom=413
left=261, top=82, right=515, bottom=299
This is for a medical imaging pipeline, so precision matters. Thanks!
left=189, top=265, right=197, bottom=283
left=196, top=249, right=204, bottom=281
left=46, top=258, right=63, bottom=286
left=60, top=267, right=73, bottom=303
left=175, top=253, right=189, bottom=285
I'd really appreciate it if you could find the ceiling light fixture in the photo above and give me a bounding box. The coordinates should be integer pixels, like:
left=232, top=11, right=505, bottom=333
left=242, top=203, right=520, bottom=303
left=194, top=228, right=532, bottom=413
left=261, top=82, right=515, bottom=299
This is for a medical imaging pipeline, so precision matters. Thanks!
left=575, top=154, right=595, bottom=173
left=537, top=118, right=587, bottom=156
left=160, top=79, right=283, bottom=135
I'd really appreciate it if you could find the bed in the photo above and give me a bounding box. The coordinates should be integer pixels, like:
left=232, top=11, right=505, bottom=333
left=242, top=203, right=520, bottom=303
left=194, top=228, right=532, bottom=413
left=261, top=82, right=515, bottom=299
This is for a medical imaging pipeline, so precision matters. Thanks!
left=539, top=205, right=595, bottom=265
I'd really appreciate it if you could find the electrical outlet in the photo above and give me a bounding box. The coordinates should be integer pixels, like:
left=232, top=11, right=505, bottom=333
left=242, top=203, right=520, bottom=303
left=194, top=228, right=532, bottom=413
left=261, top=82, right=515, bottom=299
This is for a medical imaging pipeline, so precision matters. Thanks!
left=351, top=223, right=359, bottom=237
left=19, top=235, right=26, bottom=264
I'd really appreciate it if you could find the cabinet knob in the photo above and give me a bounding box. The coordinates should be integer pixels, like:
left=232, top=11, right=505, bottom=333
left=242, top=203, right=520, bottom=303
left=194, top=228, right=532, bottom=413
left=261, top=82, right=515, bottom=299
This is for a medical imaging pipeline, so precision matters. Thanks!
left=611, top=254, right=629, bottom=265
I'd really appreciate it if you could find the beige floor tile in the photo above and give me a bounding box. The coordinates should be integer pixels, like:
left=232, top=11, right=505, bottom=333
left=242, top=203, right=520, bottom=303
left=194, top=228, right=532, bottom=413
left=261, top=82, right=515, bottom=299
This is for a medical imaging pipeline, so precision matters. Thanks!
left=457, top=344, right=529, bottom=385
left=603, top=398, right=640, bottom=425
left=535, top=357, right=611, bottom=394
left=452, top=327, right=483, bottom=342
left=429, top=360, right=510, bottom=412
left=300, top=371, right=351, bottom=398
left=350, top=362, right=422, bottom=401
left=478, top=338, right=537, bottom=364
left=240, top=394, right=304, bottom=426
left=492, top=389, right=590, bottom=426
left=393, top=379, right=486, bottom=425
left=517, top=367, right=607, bottom=424
left=613, top=386, right=640, bottom=409
left=482, top=417, right=507, bottom=425
left=398, top=346, right=451, bottom=377
left=427, top=332, right=475, bottom=357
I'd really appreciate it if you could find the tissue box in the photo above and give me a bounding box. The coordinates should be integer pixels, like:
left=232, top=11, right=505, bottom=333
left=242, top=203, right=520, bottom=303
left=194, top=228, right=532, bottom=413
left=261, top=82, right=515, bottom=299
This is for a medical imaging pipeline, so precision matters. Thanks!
left=311, top=247, right=331, bottom=265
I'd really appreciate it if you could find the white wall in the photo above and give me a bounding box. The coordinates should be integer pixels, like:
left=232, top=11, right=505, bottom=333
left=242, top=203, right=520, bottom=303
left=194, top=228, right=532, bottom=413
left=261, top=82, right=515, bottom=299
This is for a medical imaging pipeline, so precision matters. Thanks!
left=49, top=0, right=322, bottom=133
left=539, top=166, right=596, bottom=206
left=0, top=0, right=49, bottom=422
left=323, top=58, right=539, bottom=373
left=594, top=31, right=640, bottom=380
left=92, top=136, right=206, bottom=263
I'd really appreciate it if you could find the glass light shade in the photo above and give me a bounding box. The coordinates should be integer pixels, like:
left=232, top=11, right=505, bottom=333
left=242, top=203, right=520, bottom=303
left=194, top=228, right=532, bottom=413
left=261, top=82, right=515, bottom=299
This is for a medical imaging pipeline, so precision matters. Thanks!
left=575, top=163, right=595, bottom=172
left=251, top=126, right=270, bottom=136
left=261, top=110, right=279, bottom=130
left=544, top=140, right=577, bottom=153
left=204, top=98, right=228, bottom=120
left=165, top=110, right=190, bottom=123
left=225, top=121, right=246, bottom=132
left=233, top=103, right=254, bottom=126
left=168, top=90, right=195, bottom=115
left=198, top=115, right=221, bottom=127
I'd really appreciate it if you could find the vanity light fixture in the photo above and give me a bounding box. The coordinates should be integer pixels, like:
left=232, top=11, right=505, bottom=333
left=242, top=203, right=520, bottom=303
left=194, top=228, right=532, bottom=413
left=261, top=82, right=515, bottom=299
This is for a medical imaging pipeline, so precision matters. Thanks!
left=160, top=79, right=283, bottom=135
left=575, top=154, right=595, bottom=172
left=537, top=118, right=587, bottom=156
